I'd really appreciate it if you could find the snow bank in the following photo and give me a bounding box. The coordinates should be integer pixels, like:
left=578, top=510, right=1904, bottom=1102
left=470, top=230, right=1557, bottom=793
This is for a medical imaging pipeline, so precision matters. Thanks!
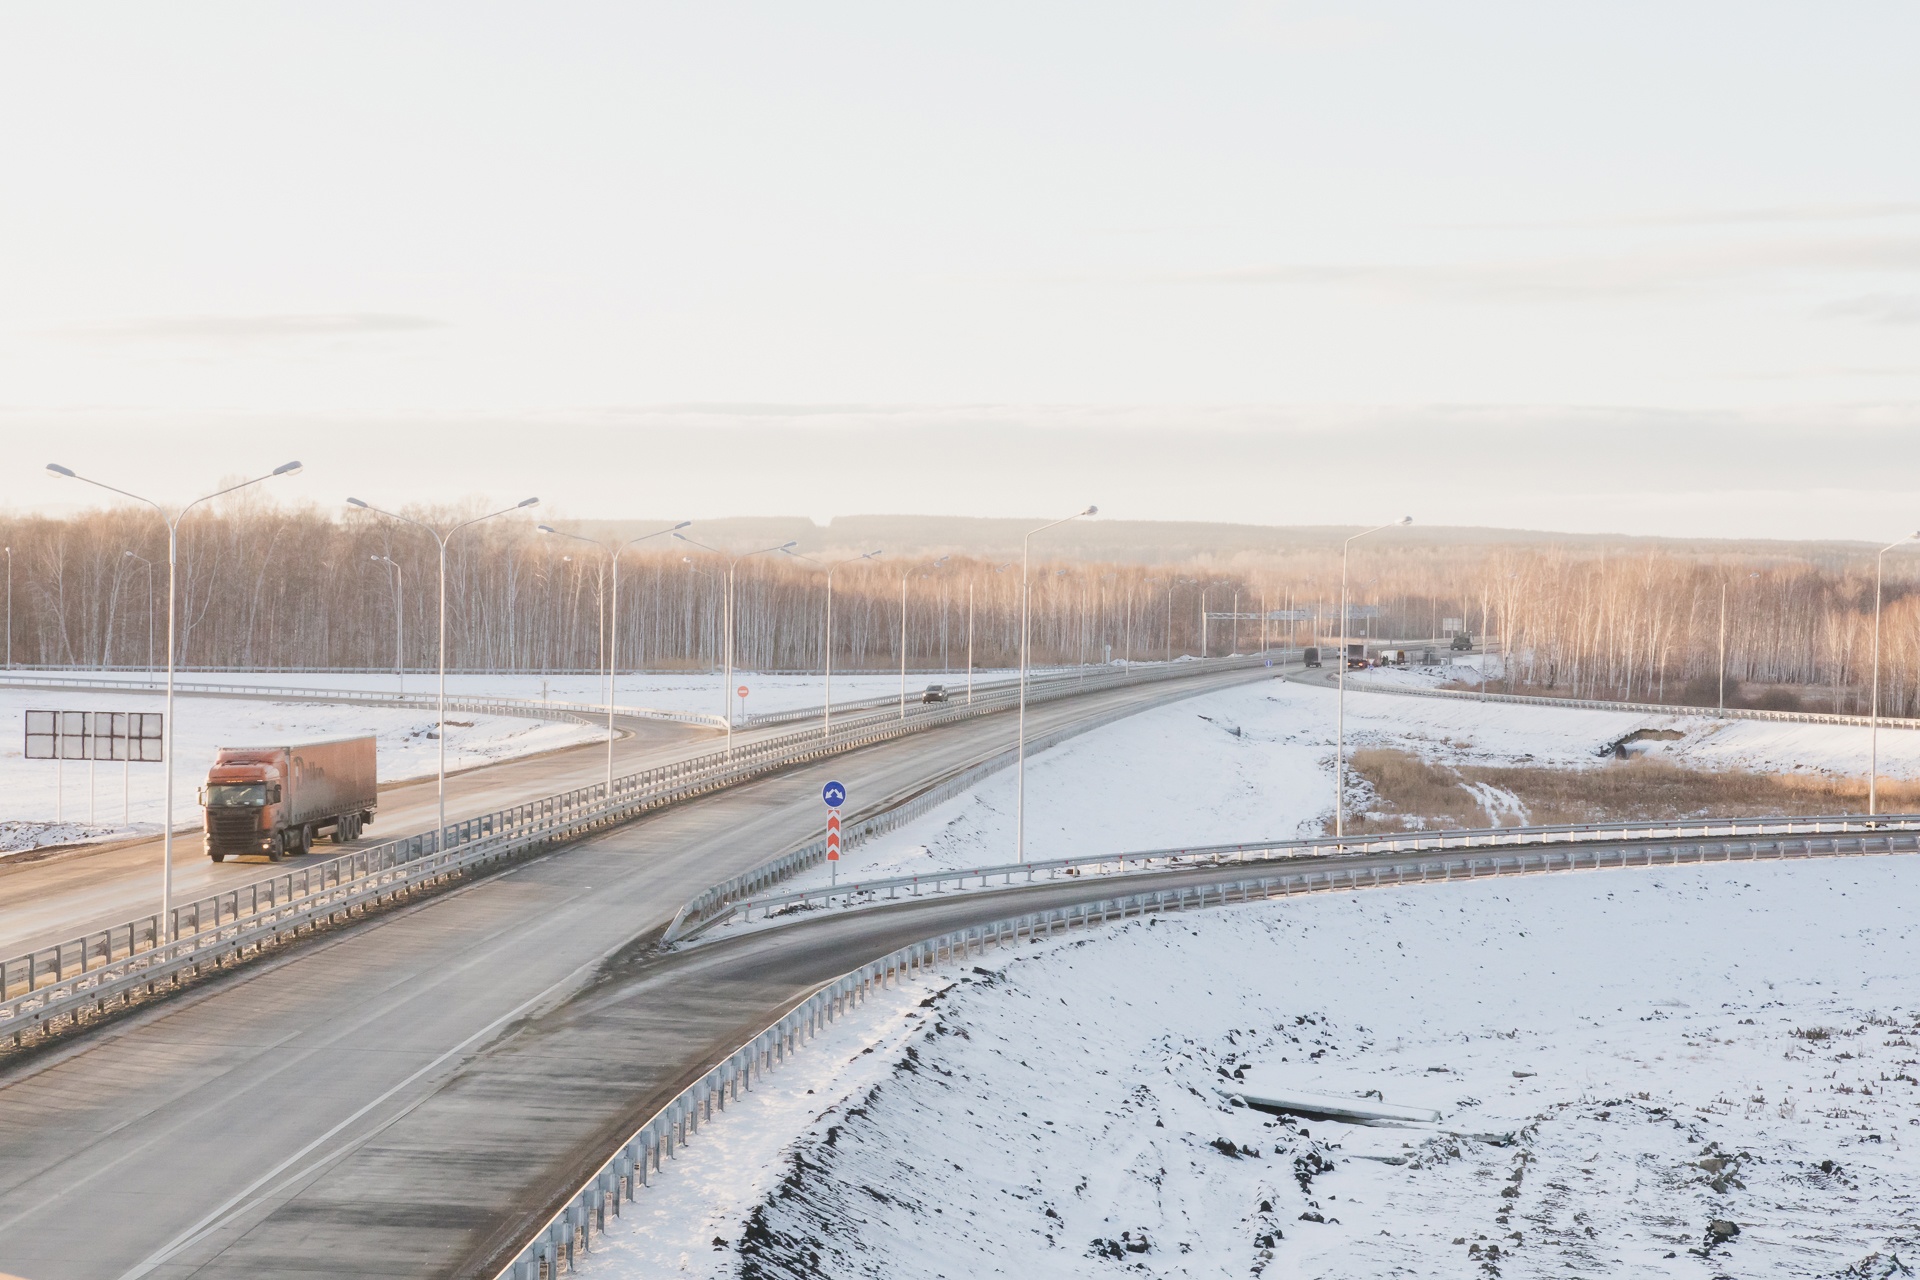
left=614, top=856, right=1920, bottom=1278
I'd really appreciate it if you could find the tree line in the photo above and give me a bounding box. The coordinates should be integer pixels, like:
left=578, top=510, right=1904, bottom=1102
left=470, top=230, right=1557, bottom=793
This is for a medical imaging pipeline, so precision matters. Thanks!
left=3, top=502, right=1917, bottom=713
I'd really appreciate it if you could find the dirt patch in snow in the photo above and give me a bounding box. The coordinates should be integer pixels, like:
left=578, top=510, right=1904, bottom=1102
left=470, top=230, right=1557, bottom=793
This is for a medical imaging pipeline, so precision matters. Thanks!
left=1342, top=747, right=1920, bottom=833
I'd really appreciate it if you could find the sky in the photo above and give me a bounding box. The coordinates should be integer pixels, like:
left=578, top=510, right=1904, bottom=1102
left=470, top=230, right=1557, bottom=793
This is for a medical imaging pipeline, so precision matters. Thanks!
left=2, top=3, right=1917, bottom=539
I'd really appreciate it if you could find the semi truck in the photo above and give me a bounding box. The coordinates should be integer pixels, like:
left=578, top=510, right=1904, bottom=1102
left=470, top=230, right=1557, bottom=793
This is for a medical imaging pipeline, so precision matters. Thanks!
left=200, top=736, right=378, bottom=862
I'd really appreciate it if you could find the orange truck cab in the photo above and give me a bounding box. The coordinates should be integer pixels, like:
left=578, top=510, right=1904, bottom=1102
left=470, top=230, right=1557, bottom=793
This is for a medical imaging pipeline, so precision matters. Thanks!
left=201, top=736, right=377, bottom=862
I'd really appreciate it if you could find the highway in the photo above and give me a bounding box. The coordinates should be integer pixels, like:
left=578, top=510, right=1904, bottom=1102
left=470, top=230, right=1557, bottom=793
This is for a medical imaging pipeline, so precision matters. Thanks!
left=0, top=662, right=1274, bottom=1280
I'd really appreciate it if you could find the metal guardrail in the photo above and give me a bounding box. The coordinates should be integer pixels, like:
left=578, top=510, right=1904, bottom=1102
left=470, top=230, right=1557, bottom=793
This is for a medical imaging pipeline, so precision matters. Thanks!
left=0, top=671, right=726, bottom=729
left=672, top=811, right=1920, bottom=938
left=0, top=654, right=1269, bottom=1042
left=501, top=817, right=1920, bottom=1276
left=1338, top=671, right=1920, bottom=732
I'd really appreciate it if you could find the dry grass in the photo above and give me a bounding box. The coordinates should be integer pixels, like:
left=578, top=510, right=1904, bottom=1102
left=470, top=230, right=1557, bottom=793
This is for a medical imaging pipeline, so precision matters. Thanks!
left=1339, top=748, right=1920, bottom=834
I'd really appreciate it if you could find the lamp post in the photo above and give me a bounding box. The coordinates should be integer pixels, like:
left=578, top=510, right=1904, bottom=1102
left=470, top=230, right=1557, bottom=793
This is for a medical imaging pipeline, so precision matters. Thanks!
left=371, top=554, right=404, bottom=694
left=674, top=534, right=797, bottom=757
left=346, top=495, right=539, bottom=839
left=49, top=459, right=303, bottom=935
left=1870, top=534, right=1919, bottom=815
left=1335, top=517, right=1411, bottom=841
left=4, top=544, right=11, bottom=670
left=790, top=549, right=881, bottom=739
left=540, top=522, right=690, bottom=796
left=1717, top=571, right=1761, bottom=711
left=123, top=551, right=156, bottom=683
left=1017, top=506, right=1096, bottom=862
left=900, top=557, right=949, bottom=719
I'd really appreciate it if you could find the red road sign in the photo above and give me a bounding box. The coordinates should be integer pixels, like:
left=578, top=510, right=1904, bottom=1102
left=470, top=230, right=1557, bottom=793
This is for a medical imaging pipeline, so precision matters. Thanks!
left=736, top=685, right=749, bottom=698
left=826, top=806, right=841, bottom=860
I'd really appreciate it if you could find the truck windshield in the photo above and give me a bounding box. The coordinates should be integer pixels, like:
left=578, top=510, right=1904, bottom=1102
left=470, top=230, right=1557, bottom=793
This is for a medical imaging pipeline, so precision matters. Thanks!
left=205, top=783, right=267, bottom=807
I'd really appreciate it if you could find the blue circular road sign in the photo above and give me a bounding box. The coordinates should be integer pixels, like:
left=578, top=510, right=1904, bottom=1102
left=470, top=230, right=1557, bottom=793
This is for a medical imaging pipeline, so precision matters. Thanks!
left=822, top=780, right=847, bottom=807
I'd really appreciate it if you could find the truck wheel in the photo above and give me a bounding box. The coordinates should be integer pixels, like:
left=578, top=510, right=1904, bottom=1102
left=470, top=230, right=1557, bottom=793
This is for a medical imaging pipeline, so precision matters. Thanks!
left=209, top=851, right=227, bottom=863
left=295, top=825, right=312, bottom=856
left=267, top=833, right=286, bottom=863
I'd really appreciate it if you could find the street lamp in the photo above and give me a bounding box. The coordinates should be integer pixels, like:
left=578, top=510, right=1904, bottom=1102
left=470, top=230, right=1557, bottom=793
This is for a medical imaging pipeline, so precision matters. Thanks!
left=346, top=494, right=538, bottom=839
left=900, top=557, right=949, bottom=719
left=790, top=549, right=881, bottom=739
left=370, top=555, right=404, bottom=694
left=539, top=520, right=690, bottom=797
left=4, top=545, right=11, bottom=670
left=1335, top=517, right=1411, bottom=841
left=48, top=459, right=303, bottom=935
left=1017, top=506, right=1096, bottom=862
left=674, top=534, right=798, bottom=757
left=1870, top=533, right=1919, bottom=815
left=124, top=551, right=156, bottom=683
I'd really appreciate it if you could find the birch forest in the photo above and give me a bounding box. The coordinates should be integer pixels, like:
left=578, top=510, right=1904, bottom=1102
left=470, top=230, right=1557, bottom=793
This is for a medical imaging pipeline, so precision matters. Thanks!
left=4, top=503, right=1918, bottom=715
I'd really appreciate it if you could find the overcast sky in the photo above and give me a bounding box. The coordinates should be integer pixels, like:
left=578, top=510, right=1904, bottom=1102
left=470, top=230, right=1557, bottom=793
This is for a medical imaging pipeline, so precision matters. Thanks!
left=2, top=3, right=1917, bottom=539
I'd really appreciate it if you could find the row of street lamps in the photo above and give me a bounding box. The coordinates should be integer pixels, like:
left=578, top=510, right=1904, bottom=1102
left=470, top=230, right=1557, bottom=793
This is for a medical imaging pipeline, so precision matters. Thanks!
left=36, top=459, right=1920, bottom=931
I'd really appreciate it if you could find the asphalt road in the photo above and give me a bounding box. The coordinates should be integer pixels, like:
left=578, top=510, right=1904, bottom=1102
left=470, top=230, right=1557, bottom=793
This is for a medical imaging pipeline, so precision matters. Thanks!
left=0, top=662, right=1275, bottom=1280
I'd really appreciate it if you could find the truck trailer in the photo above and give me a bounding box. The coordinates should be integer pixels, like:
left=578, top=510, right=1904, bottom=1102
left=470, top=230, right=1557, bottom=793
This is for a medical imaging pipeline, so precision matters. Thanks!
left=200, top=736, right=377, bottom=862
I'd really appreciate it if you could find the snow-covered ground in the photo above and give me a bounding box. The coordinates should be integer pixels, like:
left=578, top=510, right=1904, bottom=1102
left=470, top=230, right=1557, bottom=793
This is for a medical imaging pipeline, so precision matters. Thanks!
left=577, top=858, right=1920, bottom=1279
left=0, top=686, right=600, bottom=854
left=0, top=668, right=1027, bottom=718
left=761, top=677, right=1920, bottom=896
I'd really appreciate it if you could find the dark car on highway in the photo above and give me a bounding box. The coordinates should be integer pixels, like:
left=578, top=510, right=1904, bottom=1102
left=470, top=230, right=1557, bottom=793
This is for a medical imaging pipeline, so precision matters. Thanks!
left=921, top=684, right=949, bottom=703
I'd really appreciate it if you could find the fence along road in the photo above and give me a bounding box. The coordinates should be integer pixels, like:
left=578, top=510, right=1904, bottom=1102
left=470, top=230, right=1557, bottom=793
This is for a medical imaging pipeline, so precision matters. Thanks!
left=0, top=657, right=1259, bottom=1037
left=0, top=663, right=1183, bottom=961
left=0, top=659, right=1273, bottom=1280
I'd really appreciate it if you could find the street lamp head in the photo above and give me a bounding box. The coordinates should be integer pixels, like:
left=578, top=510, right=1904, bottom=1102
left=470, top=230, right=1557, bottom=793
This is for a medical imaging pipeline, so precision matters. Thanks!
left=1397, top=516, right=1413, bottom=525
left=273, top=460, right=303, bottom=477
left=1083, top=505, right=1098, bottom=517
left=46, top=463, right=75, bottom=478
left=673, top=520, right=692, bottom=530
left=536, top=524, right=557, bottom=534
left=672, top=532, right=689, bottom=542
left=780, top=540, right=798, bottom=550
left=346, top=497, right=369, bottom=510
left=516, top=497, right=540, bottom=509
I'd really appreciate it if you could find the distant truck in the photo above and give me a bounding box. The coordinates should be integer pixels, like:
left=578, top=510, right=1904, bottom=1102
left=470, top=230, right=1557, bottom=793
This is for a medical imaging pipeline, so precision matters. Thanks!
left=200, top=736, right=377, bottom=862
left=1302, top=646, right=1321, bottom=668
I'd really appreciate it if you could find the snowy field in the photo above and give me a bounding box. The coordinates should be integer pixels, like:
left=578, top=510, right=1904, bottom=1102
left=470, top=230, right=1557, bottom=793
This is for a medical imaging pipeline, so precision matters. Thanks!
left=0, top=667, right=1027, bottom=718
left=761, top=677, right=1920, bottom=896
left=577, top=857, right=1920, bottom=1279
left=0, top=686, right=600, bottom=853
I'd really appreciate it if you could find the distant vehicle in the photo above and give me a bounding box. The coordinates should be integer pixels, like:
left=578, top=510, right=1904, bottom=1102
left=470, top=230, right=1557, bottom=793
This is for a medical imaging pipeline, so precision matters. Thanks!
left=1346, top=656, right=1372, bottom=670
left=201, top=736, right=377, bottom=862
left=1302, top=646, right=1321, bottom=668
left=921, top=684, right=950, bottom=703
left=1377, top=648, right=1407, bottom=666
left=1451, top=633, right=1473, bottom=651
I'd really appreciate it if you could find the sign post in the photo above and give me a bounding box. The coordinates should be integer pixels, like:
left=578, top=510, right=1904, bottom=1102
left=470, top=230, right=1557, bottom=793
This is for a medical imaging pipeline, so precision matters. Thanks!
left=822, top=779, right=846, bottom=887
